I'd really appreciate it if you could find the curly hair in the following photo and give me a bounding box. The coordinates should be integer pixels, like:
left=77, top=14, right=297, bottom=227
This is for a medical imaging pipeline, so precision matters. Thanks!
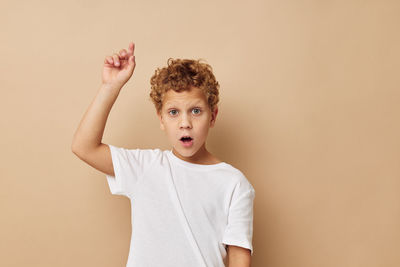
left=149, top=58, right=220, bottom=114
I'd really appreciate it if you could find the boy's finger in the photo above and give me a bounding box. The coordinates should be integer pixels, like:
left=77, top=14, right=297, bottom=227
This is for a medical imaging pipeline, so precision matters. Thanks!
left=105, top=56, right=113, bottom=64
left=119, top=49, right=128, bottom=58
left=128, top=42, right=135, bottom=55
left=112, top=53, right=120, bottom=66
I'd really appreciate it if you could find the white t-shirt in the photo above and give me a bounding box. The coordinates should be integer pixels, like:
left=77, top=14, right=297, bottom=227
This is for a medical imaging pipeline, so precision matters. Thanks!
left=105, top=144, right=255, bottom=267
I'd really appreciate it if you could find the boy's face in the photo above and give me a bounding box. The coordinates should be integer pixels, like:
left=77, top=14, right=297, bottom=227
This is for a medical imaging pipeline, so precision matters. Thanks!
left=157, top=86, right=218, bottom=163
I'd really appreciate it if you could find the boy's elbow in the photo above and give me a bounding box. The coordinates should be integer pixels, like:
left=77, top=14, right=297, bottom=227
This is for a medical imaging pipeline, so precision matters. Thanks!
left=71, top=142, right=88, bottom=156
left=71, top=142, right=81, bottom=154
left=71, top=143, right=77, bottom=154
left=71, top=141, right=99, bottom=155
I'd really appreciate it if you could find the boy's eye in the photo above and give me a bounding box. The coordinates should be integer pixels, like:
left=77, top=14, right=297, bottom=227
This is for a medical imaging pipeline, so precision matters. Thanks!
left=169, top=110, right=178, bottom=116
left=192, top=108, right=201, bottom=115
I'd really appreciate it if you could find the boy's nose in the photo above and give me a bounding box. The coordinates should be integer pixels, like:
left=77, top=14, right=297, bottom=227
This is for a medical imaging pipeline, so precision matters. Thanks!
left=179, top=114, right=192, bottom=129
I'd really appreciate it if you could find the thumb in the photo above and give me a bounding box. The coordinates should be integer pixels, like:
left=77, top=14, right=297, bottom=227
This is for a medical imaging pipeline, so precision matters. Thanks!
left=129, top=55, right=135, bottom=68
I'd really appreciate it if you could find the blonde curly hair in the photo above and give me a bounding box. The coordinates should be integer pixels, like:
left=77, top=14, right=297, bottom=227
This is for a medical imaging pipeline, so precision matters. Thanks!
left=149, top=58, right=220, bottom=114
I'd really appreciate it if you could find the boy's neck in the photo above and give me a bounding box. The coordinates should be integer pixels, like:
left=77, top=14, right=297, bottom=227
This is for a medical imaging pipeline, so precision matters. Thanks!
left=172, top=146, right=222, bottom=165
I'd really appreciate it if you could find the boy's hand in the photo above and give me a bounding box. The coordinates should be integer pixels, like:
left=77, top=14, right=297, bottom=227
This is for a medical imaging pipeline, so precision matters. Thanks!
left=102, top=42, right=136, bottom=89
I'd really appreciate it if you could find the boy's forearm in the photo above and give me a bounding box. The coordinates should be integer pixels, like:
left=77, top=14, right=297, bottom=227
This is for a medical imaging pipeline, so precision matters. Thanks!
left=226, top=246, right=251, bottom=267
left=71, top=84, right=122, bottom=152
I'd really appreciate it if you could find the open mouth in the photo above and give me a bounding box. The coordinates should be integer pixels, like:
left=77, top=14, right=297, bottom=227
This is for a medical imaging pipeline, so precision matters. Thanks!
left=180, top=136, right=193, bottom=143
left=179, top=135, right=193, bottom=147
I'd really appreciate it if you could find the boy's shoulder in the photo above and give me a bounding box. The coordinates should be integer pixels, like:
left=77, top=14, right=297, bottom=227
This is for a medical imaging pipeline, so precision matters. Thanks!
left=227, top=166, right=255, bottom=192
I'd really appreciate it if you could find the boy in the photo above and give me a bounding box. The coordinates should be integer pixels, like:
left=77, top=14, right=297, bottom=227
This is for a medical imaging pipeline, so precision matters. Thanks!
left=72, top=42, right=255, bottom=267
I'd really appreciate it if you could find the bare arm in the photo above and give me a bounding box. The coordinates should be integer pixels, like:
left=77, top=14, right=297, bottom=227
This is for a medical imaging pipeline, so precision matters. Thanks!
left=226, top=245, right=251, bottom=267
left=71, top=42, right=136, bottom=175
left=71, top=84, right=122, bottom=152
left=71, top=86, right=121, bottom=176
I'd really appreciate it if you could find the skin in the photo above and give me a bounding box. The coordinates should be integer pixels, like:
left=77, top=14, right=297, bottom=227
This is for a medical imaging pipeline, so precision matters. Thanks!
left=103, top=42, right=136, bottom=88
left=226, top=245, right=251, bottom=267
left=157, top=86, right=221, bottom=165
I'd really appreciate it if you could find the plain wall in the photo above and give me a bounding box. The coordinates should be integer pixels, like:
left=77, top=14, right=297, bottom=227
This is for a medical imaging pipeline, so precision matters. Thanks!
left=1, top=0, right=399, bottom=266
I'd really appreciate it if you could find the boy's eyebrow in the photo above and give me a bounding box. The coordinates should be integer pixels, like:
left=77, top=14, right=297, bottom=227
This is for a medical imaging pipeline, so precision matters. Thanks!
left=164, top=100, right=205, bottom=108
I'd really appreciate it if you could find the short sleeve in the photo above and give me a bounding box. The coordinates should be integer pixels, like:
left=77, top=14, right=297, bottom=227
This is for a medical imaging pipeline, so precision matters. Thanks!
left=222, top=180, right=256, bottom=255
left=106, top=144, right=159, bottom=198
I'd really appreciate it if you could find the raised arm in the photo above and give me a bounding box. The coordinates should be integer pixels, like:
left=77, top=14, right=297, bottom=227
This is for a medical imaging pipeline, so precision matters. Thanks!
left=71, top=42, right=136, bottom=176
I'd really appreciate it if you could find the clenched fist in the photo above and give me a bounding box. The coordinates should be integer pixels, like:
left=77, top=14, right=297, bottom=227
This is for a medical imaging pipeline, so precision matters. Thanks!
left=102, top=42, right=136, bottom=89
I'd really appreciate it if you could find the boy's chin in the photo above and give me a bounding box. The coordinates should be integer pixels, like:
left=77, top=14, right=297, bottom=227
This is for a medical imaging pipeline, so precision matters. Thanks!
left=173, top=148, right=195, bottom=157
left=173, top=146, right=201, bottom=158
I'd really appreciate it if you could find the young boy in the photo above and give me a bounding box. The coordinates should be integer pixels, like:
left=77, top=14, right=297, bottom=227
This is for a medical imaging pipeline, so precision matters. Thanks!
left=72, top=42, right=255, bottom=267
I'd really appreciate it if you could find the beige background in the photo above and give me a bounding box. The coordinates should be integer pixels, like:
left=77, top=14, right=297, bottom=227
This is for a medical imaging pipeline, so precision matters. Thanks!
left=1, top=0, right=399, bottom=266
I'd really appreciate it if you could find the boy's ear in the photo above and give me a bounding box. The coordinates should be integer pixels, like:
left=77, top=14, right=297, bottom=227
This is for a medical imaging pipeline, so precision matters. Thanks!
left=157, top=111, right=165, bottom=131
left=210, top=106, right=218, bottom=127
